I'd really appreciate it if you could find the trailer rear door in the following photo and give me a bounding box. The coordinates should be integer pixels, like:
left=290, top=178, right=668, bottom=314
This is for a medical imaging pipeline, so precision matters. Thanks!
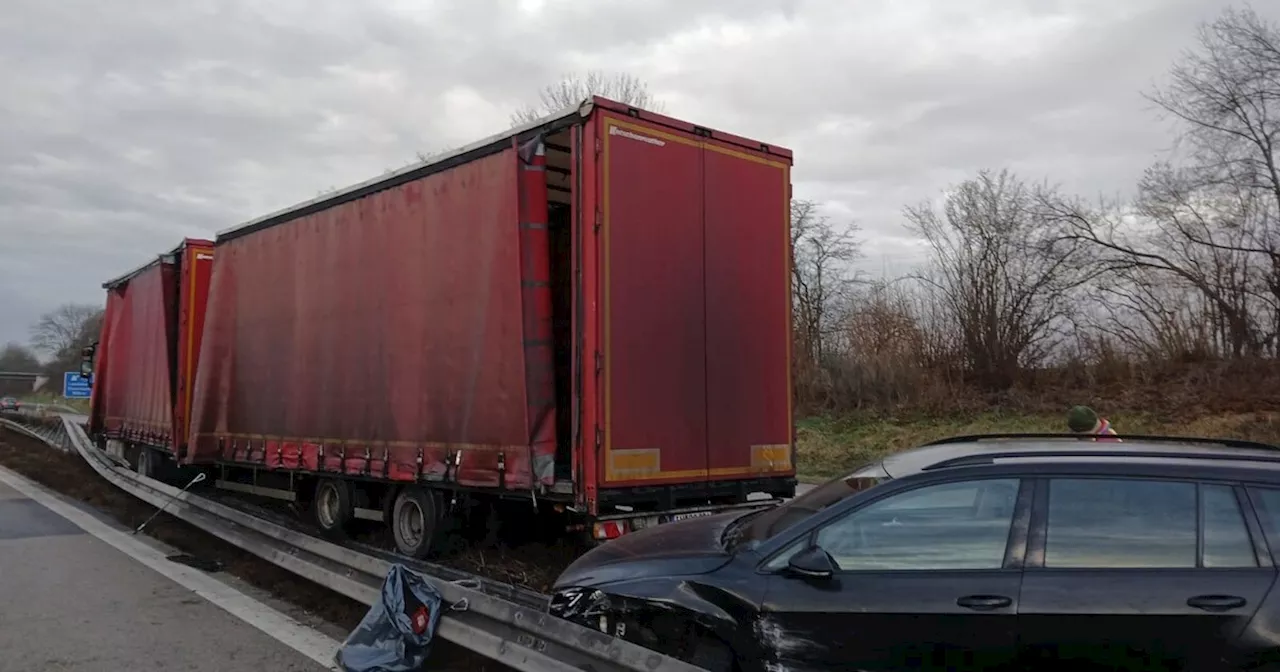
left=174, top=240, right=214, bottom=461
left=703, top=139, right=793, bottom=480
left=594, top=109, right=793, bottom=488
left=596, top=114, right=709, bottom=486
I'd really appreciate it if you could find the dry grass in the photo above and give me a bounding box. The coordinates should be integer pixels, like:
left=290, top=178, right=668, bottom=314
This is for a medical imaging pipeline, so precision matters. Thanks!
left=795, top=410, right=1280, bottom=483
left=18, top=393, right=88, bottom=414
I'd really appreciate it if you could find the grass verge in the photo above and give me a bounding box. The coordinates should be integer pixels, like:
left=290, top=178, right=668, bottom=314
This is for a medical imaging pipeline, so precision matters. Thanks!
left=18, top=393, right=88, bottom=414
left=795, top=410, right=1280, bottom=483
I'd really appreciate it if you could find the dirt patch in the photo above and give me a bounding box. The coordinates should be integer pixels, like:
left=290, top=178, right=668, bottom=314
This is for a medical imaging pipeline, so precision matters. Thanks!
left=240, top=490, right=582, bottom=596
left=0, top=427, right=508, bottom=671
left=443, top=540, right=581, bottom=594
left=233, top=478, right=584, bottom=596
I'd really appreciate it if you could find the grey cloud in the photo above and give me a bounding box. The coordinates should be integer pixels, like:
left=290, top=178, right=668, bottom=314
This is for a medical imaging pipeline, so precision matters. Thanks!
left=651, top=0, right=1267, bottom=258
left=1, top=0, right=1277, bottom=347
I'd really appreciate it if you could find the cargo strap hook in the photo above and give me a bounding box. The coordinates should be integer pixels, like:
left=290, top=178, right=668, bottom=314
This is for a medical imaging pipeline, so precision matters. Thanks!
left=135, top=472, right=207, bottom=535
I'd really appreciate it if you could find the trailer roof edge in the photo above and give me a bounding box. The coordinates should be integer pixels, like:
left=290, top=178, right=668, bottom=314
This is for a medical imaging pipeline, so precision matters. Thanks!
left=101, top=238, right=209, bottom=289
left=215, top=100, right=593, bottom=244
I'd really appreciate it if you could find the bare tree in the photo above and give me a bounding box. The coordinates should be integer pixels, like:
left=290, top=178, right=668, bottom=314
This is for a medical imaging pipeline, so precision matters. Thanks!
left=0, top=342, right=40, bottom=372
left=33, top=305, right=103, bottom=379
left=1045, top=8, right=1280, bottom=359
left=1092, top=264, right=1221, bottom=361
left=1147, top=7, right=1280, bottom=353
left=906, top=169, right=1092, bottom=389
left=511, top=71, right=664, bottom=126
left=834, top=280, right=930, bottom=407
left=790, top=199, right=862, bottom=367
left=1149, top=7, right=1280, bottom=217
left=30, top=303, right=102, bottom=358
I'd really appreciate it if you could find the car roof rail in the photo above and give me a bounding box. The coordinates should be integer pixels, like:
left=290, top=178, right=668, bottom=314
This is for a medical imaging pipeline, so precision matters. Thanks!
left=918, top=433, right=1280, bottom=471
left=922, top=432, right=1280, bottom=450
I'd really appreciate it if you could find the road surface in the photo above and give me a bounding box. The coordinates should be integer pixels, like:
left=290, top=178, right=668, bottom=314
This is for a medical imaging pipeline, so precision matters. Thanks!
left=0, top=466, right=341, bottom=671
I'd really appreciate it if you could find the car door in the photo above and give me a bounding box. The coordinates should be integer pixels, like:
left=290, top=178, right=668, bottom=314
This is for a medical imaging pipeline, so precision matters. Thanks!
left=1018, top=477, right=1275, bottom=671
left=757, top=477, right=1030, bottom=672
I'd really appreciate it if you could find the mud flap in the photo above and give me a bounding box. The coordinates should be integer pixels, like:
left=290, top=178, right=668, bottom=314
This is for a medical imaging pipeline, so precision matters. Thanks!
left=335, top=564, right=444, bottom=672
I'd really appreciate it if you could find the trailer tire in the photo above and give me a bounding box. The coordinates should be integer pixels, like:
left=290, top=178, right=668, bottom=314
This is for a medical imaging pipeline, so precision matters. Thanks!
left=135, top=446, right=154, bottom=479
left=391, top=487, right=439, bottom=559
left=313, top=479, right=352, bottom=538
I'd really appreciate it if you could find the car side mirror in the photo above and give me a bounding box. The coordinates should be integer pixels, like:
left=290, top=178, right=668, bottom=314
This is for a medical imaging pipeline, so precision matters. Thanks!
left=786, top=546, right=836, bottom=580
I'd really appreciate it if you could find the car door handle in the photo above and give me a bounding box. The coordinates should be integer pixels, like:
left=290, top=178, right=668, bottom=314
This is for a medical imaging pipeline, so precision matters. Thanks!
left=956, top=595, right=1013, bottom=611
left=1187, top=595, right=1247, bottom=612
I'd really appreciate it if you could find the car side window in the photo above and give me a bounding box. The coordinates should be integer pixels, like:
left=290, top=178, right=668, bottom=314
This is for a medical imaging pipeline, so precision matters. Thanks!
left=1045, top=478, right=1202, bottom=568
left=1245, top=487, right=1280, bottom=564
left=811, top=478, right=1020, bottom=571
left=1202, top=485, right=1257, bottom=568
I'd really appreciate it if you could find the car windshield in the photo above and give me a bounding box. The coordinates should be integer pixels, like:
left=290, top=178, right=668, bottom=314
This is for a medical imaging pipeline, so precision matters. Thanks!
left=728, top=462, right=892, bottom=548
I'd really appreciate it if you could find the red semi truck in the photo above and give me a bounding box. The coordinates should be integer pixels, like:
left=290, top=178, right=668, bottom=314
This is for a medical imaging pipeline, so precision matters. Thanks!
left=88, top=238, right=214, bottom=475
left=88, top=97, right=796, bottom=558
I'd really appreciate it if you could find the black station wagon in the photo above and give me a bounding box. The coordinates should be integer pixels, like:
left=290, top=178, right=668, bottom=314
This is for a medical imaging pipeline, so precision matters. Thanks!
left=550, top=434, right=1280, bottom=672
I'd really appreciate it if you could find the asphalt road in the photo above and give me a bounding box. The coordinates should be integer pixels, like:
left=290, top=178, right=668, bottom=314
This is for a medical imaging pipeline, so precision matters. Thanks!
left=0, top=471, right=337, bottom=671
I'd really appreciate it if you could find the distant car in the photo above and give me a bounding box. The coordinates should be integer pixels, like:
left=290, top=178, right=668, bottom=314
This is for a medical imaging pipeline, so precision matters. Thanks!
left=0, top=397, right=19, bottom=412
left=550, top=434, right=1280, bottom=672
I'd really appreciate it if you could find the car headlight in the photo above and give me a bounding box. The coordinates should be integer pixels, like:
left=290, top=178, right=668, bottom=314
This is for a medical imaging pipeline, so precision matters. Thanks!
left=549, top=587, right=614, bottom=632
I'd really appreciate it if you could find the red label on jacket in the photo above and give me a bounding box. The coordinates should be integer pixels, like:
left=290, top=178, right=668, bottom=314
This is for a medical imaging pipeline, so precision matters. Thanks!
left=411, top=605, right=430, bottom=635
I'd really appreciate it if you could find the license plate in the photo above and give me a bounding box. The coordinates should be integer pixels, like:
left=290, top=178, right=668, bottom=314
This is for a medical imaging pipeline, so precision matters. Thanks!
left=669, top=510, right=715, bottom=523
left=629, top=516, right=661, bottom=530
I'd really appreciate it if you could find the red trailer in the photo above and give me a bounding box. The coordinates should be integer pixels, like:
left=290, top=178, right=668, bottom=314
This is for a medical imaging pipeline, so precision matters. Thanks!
left=88, top=238, right=214, bottom=475
left=93, top=97, right=795, bottom=558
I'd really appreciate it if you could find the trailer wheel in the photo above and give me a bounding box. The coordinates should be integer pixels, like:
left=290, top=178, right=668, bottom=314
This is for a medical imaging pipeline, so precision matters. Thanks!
left=135, top=447, right=154, bottom=479
left=313, top=479, right=352, bottom=538
left=391, top=487, right=439, bottom=559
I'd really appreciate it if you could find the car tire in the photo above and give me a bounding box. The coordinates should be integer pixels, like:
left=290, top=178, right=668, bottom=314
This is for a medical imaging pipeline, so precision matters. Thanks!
left=391, top=487, right=440, bottom=559
left=313, top=478, right=353, bottom=539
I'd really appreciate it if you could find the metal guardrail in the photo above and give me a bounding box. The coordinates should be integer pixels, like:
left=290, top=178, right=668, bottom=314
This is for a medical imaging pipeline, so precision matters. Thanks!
left=0, top=413, right=72, bottom=450
left=0, top=415, right=63, bottom=447
left=0, top=414, right=705, bottom=672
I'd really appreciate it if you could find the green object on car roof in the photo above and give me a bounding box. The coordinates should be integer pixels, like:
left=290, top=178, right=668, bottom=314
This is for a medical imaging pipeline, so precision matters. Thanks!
left=1067, top=405, right=1100, bottom=433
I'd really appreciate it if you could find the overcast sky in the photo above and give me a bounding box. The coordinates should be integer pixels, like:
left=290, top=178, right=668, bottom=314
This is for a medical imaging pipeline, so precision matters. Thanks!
left=1, top=0, right=1273, bottom=349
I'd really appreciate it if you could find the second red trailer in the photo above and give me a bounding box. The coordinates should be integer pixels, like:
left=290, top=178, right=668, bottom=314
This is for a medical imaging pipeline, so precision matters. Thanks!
left=89, top=238, right=214, bottom=473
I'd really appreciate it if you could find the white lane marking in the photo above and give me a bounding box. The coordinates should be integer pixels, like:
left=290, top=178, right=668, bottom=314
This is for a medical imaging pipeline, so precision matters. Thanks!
left=0, top=465, right=343, bottom=671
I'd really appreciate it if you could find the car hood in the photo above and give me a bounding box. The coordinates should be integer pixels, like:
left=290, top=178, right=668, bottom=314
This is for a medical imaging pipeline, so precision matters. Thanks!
left=554, top=511, right=744, bottom=589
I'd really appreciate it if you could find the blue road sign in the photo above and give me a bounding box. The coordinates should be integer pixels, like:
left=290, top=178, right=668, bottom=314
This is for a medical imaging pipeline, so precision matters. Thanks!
left=63, top=372, right=92, bottom=399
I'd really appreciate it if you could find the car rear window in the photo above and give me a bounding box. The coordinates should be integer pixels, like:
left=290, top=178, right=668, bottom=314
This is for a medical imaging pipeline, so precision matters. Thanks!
left=1045, top=478, right=1258, bottom=569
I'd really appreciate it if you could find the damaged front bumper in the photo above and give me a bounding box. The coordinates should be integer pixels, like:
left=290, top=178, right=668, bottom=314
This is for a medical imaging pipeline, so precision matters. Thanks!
left=549, top=587, right=619, bottom=635
left=549, top=586, right=686, bottom=655
left=549, top=585, right=739, bottom=667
